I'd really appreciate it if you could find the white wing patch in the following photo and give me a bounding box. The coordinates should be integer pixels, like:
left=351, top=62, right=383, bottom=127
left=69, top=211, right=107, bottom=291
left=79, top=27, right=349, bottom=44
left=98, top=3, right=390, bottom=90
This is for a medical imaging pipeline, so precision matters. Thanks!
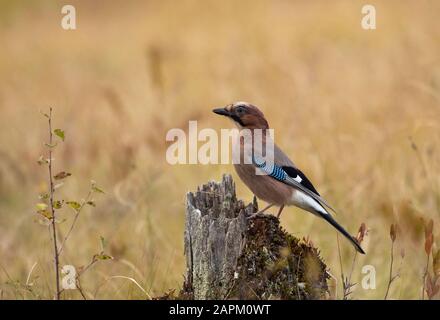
left=293, top=175, right=303, bottom=183
left=289, top=190, right=328, bottom=215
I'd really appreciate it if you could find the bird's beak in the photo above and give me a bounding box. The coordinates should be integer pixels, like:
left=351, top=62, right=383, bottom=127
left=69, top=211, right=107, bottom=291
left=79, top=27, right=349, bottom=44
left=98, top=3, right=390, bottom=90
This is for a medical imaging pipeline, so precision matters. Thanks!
left=212, top=107, right=231, bottom=117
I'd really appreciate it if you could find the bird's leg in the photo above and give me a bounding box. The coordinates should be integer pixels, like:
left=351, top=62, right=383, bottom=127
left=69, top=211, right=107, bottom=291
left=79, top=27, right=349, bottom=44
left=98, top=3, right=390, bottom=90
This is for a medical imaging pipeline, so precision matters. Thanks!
left=256, top=203, right=275, bottom=214
left=247, top=203, right=275, bottom=219
left=276, top=205, right=285, bottom=219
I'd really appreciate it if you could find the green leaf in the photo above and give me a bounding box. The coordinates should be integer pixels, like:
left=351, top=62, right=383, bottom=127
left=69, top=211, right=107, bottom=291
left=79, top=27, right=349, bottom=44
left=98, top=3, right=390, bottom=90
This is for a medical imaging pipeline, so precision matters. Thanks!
left=38, top=193, right=49, bottom=200
left=37, top=209, right=52, bottom=220
left=92, top=186, right=105, bottom=194
left=54, top=171, right=72, bottom=180
left=95, top=253, right=113, bottom=260
left=66, top=201, right=81, bottom=211
left=99, top=236, right=107, bottom=251
left=86, top=200, right=96, bottom=207
left=54, top=129, right=65, bottom=141
left=36, top=203, right=48, bottom=211
left=39, top=110, right=50, bottom=118
left=53, top=200, right=64, bottom=209
left=37, top=155, right=48, bottom=165
left=45, top=142, right=57, bottom=148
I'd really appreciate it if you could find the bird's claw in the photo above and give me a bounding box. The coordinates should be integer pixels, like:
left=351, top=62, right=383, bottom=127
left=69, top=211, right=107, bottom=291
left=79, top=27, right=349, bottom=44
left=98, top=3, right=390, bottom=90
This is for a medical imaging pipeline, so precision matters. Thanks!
left=246, top=211, right=264, bottom=220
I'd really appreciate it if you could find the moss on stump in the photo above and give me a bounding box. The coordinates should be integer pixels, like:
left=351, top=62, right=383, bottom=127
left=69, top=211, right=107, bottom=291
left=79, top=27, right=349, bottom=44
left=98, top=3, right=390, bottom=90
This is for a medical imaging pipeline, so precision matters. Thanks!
left=180, top=174, right=329, bottom=300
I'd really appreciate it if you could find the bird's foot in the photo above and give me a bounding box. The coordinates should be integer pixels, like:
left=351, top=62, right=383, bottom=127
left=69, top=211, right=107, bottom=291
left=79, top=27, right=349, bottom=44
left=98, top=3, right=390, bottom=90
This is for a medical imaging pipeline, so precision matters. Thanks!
left=246, top=210, right=268, bottom=220
left=247, top=203, right=275, bottom=220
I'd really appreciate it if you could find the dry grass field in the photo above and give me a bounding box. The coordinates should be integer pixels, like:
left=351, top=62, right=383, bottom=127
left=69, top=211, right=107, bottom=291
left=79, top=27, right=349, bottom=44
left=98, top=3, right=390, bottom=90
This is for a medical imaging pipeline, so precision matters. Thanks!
left=0, top=0, right=439, bottom=299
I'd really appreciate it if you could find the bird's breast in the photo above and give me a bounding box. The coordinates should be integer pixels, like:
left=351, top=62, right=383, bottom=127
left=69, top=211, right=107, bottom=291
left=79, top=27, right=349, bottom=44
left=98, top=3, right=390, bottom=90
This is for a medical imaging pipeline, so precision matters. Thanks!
left=234, top=163, right=293, bottom=206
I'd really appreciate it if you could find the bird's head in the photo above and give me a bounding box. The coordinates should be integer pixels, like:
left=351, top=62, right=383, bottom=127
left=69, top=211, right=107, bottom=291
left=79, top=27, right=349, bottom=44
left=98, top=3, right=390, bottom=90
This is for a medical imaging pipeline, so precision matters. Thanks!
left=212, top=102, right=269, bottom=129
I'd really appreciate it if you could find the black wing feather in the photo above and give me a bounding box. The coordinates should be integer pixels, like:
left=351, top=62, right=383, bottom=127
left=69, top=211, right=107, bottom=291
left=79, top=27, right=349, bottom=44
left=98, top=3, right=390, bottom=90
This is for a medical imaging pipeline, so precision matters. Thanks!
left=281, top=166, right=320, bottom=196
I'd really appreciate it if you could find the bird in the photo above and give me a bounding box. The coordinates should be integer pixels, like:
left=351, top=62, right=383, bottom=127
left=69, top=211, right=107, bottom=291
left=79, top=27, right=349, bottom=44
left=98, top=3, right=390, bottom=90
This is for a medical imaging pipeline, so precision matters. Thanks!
left=213, top=101, right=365, bottom=254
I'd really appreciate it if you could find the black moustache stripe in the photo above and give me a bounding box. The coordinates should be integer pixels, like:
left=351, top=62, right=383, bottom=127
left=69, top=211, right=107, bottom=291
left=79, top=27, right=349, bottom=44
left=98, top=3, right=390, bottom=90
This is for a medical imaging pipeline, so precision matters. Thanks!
left=230, top=114, right=245, bottom=127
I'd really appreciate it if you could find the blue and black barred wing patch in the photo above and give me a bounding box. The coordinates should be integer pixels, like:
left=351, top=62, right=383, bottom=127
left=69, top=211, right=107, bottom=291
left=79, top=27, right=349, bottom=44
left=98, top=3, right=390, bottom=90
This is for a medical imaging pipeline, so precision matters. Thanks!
left=281, top=166, right=320, bottom=196
left=253, top=156, right=337, bottom=214
left=253, top=157, right=318, bottom=195
left=254, top=157, right=287, bottom=181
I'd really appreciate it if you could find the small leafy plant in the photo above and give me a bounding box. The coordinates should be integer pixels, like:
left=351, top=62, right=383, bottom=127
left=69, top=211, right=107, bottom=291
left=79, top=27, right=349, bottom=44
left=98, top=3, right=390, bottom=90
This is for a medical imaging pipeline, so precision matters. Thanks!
left=37, top=108, right=110, bottom=299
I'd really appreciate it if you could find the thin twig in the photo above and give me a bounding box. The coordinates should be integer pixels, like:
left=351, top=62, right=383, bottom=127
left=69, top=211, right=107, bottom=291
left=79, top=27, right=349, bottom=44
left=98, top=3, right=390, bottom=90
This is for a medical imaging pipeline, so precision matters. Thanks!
left=76, top=277, right=87, bottom=300
left=347, top=252, right=358, bottom=289
left=384, top=241, right=395, bottom=300
left=78, top=256, right=98, bottom=277
left=59, top=255, right=98, bottom=297
left=296, top=256, right=302, bottom=299
left=58, top=190, right=93, bottom=255
left=336, top=233, right=350, bottom=299
left=47, top=108, right=61, bottom=300
left=422, top=255, right=430, bottom=300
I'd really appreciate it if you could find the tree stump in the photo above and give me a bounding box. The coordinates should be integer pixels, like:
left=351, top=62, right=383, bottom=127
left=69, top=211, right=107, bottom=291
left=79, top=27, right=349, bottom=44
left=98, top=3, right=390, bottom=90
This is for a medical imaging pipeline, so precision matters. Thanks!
left=180, top=174, right=329, bottom=300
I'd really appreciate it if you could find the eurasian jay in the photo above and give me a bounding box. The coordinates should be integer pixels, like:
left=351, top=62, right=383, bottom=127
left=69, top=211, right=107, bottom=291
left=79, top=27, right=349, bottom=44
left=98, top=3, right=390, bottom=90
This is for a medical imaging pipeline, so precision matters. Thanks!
left=213, top=101, right=365, bottom=254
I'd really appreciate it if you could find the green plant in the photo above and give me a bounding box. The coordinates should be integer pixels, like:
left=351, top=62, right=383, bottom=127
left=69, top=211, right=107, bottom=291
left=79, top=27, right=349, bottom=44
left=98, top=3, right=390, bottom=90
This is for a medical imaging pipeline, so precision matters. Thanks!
left=37, top=108, right=109, bottom=299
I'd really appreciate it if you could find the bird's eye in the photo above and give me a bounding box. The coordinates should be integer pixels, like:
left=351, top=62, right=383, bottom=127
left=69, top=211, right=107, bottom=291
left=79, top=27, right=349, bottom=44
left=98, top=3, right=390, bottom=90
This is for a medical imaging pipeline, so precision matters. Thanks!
left=236, top=106, right=246, bottom=115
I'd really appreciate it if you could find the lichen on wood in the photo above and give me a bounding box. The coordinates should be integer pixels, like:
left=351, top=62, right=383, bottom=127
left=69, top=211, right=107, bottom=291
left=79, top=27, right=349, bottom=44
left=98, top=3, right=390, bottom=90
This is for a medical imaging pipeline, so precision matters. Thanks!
left=180, top=174, right=329, bottom=300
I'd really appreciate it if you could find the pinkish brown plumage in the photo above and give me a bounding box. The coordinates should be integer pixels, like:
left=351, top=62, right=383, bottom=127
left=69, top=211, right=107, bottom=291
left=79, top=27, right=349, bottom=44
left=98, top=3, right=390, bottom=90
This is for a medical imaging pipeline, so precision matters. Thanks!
left=213, top=101, right=365, bottom=254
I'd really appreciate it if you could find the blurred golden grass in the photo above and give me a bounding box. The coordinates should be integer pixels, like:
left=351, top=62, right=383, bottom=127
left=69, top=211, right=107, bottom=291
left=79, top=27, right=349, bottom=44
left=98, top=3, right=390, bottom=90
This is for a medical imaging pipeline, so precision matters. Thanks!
left=0, top=0, right=439, bottom=299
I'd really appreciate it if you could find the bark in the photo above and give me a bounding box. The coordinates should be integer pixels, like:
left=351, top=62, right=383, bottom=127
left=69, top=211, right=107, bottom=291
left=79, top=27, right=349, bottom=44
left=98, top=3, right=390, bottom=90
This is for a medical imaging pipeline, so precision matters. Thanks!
left=180, top=174, right=329, bottom=300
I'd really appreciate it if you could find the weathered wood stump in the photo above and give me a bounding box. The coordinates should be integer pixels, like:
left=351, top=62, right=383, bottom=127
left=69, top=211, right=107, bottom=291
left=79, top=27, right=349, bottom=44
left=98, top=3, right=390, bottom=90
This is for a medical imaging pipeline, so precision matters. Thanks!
left=180, top=174, right=329, bottom=300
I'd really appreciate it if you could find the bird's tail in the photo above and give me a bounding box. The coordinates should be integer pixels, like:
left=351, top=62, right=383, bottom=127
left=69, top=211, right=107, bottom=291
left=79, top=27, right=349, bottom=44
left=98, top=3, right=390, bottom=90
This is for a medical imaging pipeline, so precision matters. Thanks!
left=320, top=212, right=365, bottom=254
